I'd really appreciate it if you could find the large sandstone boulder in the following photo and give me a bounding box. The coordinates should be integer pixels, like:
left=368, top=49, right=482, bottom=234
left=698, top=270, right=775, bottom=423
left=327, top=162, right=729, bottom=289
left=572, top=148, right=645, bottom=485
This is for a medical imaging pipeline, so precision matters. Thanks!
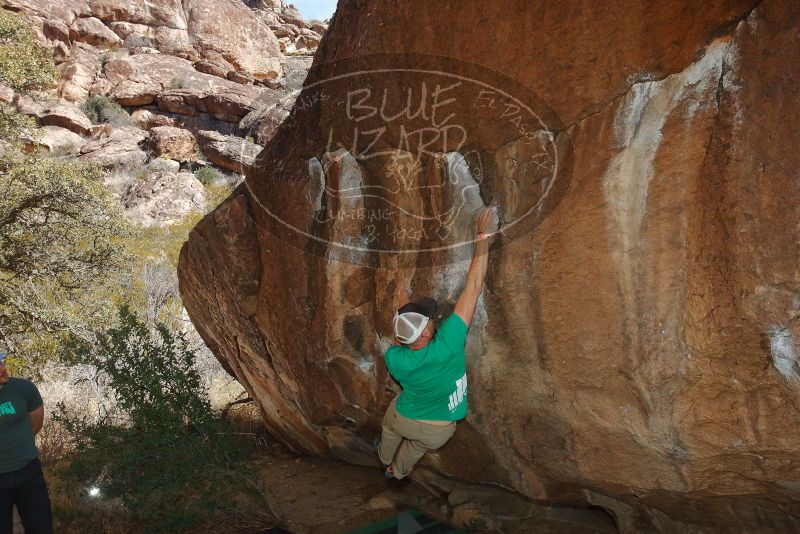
left=155, top=88, right=200, bottom=116
left=69, top=16, right=122, bottom=47
left=203, top=85, right=278, bottom=121
left=156, top=85, right=277, bottom=123
left=11, top=92, right=45, bottom=118
left=131, top=105, right=240, bottom=137
left=78, top=125, right=148, bottom=168
left=103, top=53, right=271, bottom=113
left=144, top=156, right=180, bottom=173
left=24, top=125, right=85, bottom=154
left=295, top=32, right=321, bottom=52
left=89, top=0, right=187, bottom=29
left=185, top=0, right=282, bottom=80
left=123, top=170, right=206, bottom=226
left=3, top=0, right=88, bottom=26
left=129, top=108, right=175, bottom=129
left=146, top=125, right=198, bottom=161
left=195, top=129, right=261, bottom=173
left=179, top=0, right=800, bottom=532
left=6, top=0, right=284, bottom=79
left=42, top=17, right=70, bottom=43
left=57, top=42, right=99, bottom=102
left=192, top=60, right=228, bottom=79
left=309, top=21, right=327, bottom=34
left=278, top=4, right=309, bottom=29
left=254, top=0, right=325, bottom=55
left=38, top=101, right=93, bottom=136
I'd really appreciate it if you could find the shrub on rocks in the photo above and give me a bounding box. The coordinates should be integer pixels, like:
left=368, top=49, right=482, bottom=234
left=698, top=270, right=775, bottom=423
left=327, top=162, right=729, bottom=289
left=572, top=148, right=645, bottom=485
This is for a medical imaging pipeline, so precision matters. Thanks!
left=193, top=165, right=219, bottom=186
left=82, top=95, right=130, bottom=126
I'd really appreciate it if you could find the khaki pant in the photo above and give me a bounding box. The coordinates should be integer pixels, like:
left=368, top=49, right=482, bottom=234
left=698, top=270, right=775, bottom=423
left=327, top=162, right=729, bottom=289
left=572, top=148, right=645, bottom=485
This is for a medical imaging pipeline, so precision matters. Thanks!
left=378, top=396, right=456, bottom=479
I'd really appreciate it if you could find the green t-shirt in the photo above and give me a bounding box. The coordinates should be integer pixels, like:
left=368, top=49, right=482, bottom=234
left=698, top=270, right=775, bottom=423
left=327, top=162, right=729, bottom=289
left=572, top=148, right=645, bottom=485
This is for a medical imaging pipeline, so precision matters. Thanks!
left=0, top=378, right=42, bottom=473
left=385, top=313, right=469, bottom=421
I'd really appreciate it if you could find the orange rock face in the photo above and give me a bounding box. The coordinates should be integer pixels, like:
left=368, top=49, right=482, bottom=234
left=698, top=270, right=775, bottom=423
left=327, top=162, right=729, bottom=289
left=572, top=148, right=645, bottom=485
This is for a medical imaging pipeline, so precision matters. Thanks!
left=178, top=0, right=800, bottom=530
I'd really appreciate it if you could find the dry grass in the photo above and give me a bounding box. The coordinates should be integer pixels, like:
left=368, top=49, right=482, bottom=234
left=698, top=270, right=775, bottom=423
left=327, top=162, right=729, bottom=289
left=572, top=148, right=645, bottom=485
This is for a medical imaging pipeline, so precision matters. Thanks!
left=46, top=466, right=134, bottom=534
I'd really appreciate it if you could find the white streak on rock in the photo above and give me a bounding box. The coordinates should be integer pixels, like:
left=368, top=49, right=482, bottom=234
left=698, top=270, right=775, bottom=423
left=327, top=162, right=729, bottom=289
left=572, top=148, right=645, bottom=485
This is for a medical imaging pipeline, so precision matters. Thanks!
left=434, top=153, right=485, bottom=303
left=602, top=40, right=732, bottom=330
left=356, top=357, right=374, bottom=374
left=323, top=148, right=365, bottom=202
left=319, top=149, right=368, bottom=264
left=601, top=40, right=735, bottom=411
left=769, top=327, right=800, bottom=385
left=434, top=153, right=489, bottom=328
left=307, top=156, right=325, bottom=211
left=604, top=40, right=731, bottom=258
left=444, top=152, right=484, bottom=210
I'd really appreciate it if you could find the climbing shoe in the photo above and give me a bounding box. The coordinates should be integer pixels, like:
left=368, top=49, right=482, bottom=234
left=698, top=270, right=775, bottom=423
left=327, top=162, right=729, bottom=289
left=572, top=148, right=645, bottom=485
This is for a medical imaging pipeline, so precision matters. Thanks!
left=385, top=475, right=411, bottom=489
left=383, top=465, right=411, bottom=489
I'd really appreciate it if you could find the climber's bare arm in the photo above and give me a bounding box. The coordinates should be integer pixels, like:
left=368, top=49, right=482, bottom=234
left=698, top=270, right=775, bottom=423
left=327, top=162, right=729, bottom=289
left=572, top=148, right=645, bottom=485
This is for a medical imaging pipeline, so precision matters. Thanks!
left=454, top=207, right=496, bottom=327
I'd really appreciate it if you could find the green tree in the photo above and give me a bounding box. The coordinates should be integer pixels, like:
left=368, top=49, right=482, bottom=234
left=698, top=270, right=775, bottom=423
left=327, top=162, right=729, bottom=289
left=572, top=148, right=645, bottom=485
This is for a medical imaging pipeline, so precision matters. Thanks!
left=54, top=307, right=273, bottom=531
left=0, top=151, right=130, bottom=363
left=0, top=10, right=129, bottom=366
left=0, top=10, right=57, bottom=92
left=0, top=9, right=56, bottom=139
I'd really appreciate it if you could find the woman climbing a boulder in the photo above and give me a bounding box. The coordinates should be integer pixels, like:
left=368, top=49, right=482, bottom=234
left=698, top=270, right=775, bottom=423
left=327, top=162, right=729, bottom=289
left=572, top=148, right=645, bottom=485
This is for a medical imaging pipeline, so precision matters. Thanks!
left=378, top=206, right=496, bottom=483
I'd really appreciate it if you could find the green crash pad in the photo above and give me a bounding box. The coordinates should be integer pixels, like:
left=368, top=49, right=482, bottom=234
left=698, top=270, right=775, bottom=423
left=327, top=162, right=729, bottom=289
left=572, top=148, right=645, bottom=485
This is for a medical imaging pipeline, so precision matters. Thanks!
left=344, top=510, right=463, bottom=534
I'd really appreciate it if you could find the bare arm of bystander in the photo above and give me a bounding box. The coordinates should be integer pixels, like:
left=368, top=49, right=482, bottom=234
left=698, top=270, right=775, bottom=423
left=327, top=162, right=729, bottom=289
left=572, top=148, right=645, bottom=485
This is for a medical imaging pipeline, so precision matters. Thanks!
left=29, top=405, right=43, bottom=435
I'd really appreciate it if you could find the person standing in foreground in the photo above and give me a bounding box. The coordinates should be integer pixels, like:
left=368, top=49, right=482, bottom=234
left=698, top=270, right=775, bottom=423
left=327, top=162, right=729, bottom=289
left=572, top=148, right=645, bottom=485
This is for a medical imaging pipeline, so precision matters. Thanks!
left=0, top=352, right=52, bottom=534
left=378, top=207, right=496, bottom=481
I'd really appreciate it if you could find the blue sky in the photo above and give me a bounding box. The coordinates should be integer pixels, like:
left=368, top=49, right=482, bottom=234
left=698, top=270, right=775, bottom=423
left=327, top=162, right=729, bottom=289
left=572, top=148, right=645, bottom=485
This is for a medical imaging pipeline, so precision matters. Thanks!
left=292, top=0, right=338, bottom=21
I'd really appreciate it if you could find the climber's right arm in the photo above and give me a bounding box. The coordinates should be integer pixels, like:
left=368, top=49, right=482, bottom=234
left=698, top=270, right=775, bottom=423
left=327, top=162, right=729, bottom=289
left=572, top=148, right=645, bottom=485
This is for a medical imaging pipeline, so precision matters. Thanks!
left=453, top=207, right=495, bottom=327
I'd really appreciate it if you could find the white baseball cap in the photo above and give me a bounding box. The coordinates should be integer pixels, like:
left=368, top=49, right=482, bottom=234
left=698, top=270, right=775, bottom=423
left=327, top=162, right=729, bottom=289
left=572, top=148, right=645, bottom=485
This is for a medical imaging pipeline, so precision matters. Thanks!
left=392, top=312, right=430, bottom=344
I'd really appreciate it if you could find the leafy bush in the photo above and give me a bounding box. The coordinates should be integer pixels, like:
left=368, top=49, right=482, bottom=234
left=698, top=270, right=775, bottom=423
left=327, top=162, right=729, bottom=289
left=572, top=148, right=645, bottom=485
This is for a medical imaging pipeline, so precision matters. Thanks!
left=82, top=96, right=130, bottom=127
left=168, top=77, right=187, bottom=90
left=53, top=306, right=274, bottom=532
left=0, top=12, right=130, bottom=367
left=0, top=10, right=57, bottom=140
left=0, top=150, right=131, bottom=367
left=0, top=10, right=57, bottom=93
left=193, top=165, right=218, bottom=185
left=123, top=34, right=153, bottom=49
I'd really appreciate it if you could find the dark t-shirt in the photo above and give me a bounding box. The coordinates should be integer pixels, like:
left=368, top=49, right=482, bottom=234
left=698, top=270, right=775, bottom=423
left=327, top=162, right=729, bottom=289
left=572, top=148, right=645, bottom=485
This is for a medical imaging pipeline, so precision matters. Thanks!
left=385, top=313, right=469, bottom=421
left=0, top=378, right=43, bottom=473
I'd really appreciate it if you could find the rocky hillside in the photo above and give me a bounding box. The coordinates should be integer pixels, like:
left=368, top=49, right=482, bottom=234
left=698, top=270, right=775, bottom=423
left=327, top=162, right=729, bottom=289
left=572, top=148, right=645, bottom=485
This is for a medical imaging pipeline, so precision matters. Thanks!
left=2, top=0, right=323, bottom=225
left=178, top=0, right=800, bottom=532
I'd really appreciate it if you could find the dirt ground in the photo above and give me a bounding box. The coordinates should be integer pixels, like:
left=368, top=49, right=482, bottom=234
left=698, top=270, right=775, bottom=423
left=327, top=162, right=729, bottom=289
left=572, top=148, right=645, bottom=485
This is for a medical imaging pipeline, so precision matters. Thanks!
left=250, top=446, right=618, bottom=534
left=255, top=446, right=450, bottom=533
left=38, top=406, right=614, bottom=534
left=39, top=445, right=450, bottom=534
left=40, top=442, right=617, bottom=533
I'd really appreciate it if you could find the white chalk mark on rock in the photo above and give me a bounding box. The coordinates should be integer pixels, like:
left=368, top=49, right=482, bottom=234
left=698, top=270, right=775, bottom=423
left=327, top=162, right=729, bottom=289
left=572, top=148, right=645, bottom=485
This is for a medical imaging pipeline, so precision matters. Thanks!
left=603, top=40, right=732, bottom=263
left=601, top=39, right=735, bottom=415
left=768, top=327, right=800, bottom=385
